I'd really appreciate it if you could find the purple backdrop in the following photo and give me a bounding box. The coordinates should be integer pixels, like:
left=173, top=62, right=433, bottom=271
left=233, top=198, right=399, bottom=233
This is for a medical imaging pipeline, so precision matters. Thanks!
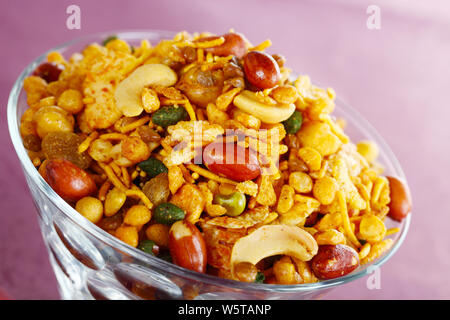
left=1, top=0, right=449, bottom=299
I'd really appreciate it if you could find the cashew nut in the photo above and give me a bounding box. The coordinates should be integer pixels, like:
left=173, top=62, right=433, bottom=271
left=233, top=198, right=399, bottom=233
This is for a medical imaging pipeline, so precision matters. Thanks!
left=114, top=64, right=177, bottom=117
left=233, top=90, right=296, bottom=124
left=230, top=224, right=318, bottom=276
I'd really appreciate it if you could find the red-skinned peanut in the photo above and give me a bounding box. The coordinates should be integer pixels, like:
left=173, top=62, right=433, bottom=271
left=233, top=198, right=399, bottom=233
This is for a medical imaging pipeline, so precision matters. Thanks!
left=45, top=159, right=97, bottom=202
left=203, top=141, right=261, bottom=182
left=243, top=51, right=281, bottom=89
left=169, top=220, right=207, bottom=273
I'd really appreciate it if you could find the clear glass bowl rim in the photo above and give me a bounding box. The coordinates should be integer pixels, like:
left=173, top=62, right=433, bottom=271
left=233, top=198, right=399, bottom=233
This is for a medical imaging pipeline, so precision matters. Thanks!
left=7, top=30, right=411, bottom=294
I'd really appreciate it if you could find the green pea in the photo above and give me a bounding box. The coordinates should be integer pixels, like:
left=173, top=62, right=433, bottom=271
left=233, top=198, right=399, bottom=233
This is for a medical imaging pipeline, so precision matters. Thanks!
left=138, top=158, right=168, bottom=178
left=102, top=35, right=118, bottom=46
left=213, top=192, right=246, bottom=217
left=151, top=105, right=189, bottom=128
left=154, top=203, right=185, bottom=225
left=254, top=272, right=265, bottom=284
left=282, top=110, right=303, bottom=134
left=138, top=240, right=156, bottom=255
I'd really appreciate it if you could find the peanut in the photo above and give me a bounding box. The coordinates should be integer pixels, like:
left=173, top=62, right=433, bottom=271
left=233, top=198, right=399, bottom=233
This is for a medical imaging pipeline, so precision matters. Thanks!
left=311, top=244, right=360, bottom=280
left=387, top=176, right=412, bottom=222
left=169, top=221, right=207, bottom=273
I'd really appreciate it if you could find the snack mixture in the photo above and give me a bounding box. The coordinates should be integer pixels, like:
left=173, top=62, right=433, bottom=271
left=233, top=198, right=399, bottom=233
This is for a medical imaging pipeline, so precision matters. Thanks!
left=20, top=31, right=412, bottom=284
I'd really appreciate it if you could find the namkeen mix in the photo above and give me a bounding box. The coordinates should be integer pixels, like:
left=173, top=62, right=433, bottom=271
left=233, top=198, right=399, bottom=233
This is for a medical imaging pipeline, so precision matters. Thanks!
left=20, top=31, right=412, bottom=284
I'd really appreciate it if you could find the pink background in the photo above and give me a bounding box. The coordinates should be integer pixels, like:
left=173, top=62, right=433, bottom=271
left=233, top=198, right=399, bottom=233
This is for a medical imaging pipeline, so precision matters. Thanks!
left=1, top=0, right=449, bottom=299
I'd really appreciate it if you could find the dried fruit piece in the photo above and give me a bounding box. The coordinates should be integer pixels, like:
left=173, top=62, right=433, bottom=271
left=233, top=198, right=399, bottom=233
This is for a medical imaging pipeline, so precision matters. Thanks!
left=41, top=132, right=91, bottom=169
left=98, top=212, right=123, bottom=231
left=142, top=173, right=170, bottom=207
left=22, top=134, right=41, bottom=152
left=137, top=126, right=160, bottom=143
left=177, top=65, right=224, bottom=107
left=32, top=62, right=64, bottom=83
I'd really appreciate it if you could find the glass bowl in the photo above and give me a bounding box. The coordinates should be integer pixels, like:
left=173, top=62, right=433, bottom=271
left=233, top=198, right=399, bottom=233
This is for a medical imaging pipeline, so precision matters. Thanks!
left=7, top=30, right=411, bottom=300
